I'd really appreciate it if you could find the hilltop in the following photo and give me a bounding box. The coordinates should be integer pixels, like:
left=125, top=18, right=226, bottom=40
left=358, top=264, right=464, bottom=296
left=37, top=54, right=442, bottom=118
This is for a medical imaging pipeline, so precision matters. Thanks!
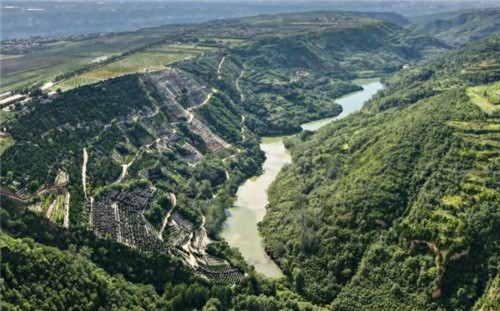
left=410, top=9, right=500, bottom=46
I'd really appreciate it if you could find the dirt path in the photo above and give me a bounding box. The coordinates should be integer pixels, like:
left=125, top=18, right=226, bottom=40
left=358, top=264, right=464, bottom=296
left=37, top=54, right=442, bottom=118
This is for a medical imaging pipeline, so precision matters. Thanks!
left=113, top=151, right=141, bottom=184
left=114, top=163, right=132, bottom=184
left=113, top=136, right=160, bottom=185
left=186, top=88, right=216, bottom=123
left=222, top=148, right=241, bottom=162
left=236, top=55, right=263, bottom=101
left=189, top=88, right=217, bottom=112
left=199, top=89, right=215, bottom=107
left=241, top=115, right=246, bottom=140
left=112, top=202, right=122, bottom=243
left=82, top=148, right=88, bottom=198
left=46, top=199, right=56, bottom=219
left=1, top=184, right=65, bottom=206
left=0, top=187, right=28, bottom=204
left=158, top=193, right=177, bottom=240
left=217, top=56, right=226, bottom=79
left=182, top=230, right=198, bottom=267
left=89, top=196, right=94, bottom=225
left=236, top=69, right=245, bottom=100
left=197, top=215, right=211, bottom=255
left=63, top=192, right=71, bottom=228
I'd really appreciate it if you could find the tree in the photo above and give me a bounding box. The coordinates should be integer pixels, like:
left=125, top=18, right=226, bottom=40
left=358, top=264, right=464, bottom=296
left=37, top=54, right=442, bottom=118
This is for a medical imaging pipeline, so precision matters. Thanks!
left=203, top=298, right=222, bottom=311
left=293, top=267, right=305, bottom=294
left=28, top=180, right=40, bottom=193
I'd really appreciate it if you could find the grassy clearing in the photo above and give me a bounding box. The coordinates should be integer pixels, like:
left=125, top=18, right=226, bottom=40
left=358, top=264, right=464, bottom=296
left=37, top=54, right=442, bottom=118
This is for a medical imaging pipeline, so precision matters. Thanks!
left=50, top=195, right=66, bottom=223
left=467, top=82, right=500, bottom=114
left=40, top=193, right=54, bottom=214
left=0, top=136, right=14, bottom=156
left=0, top=109, right=15, bottom=124
left=442, top=195, right=463, bottom=208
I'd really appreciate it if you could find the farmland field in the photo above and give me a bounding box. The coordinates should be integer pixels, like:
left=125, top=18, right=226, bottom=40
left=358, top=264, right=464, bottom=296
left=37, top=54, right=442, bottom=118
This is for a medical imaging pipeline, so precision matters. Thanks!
left=54, top=44, right=218, bottom=91
left=0, top=27, right=189, bottom=92
left=0, top=54, right=23, bottom=60
left=54, top=76, right=103, bottom=92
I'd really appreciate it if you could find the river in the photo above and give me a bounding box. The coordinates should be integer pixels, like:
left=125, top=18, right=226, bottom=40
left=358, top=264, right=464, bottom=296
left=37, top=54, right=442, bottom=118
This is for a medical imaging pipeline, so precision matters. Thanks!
left=221, top=78, right=383, bottom=278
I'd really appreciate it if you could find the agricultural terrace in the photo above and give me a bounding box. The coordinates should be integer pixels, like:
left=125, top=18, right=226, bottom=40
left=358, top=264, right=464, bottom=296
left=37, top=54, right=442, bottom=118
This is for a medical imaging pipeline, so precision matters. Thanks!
left=466, top=81, right=500, bottom=115
left=53, top=43, right=218, bottom=91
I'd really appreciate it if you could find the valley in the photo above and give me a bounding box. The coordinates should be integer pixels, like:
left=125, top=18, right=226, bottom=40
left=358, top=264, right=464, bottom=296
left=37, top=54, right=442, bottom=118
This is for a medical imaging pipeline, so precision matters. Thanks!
left=222, top=79, right=384, bottom=278
left=0, top=7, right=498, bottom=311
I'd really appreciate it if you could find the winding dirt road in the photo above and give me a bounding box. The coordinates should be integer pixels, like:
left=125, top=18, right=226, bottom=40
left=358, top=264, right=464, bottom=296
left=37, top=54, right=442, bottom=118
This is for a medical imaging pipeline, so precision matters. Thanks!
left=63, top=192, right=71, bottom=228
left=236, top=69, right=245, bottom=100
left=82, top=148, right=88, bottom=198
left=158, top=193, right=177, bottom=240
left=217, top=56, right=226, bottom=79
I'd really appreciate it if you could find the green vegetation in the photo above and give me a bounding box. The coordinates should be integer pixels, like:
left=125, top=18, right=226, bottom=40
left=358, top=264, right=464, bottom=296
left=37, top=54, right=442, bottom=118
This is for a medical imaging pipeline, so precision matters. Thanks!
left=179, top=20, right=445, bottom=135
left=261, top=35, right=499, bottom=309
left=467, top=82, right=500, bottom=114
left=195, top=93, right=244, bottom=144
left=1, top=10, right=498, bottom=311
left=1, top=75, right=152, bottom=193
left=411, top=9, right=500, bottom=47
left=0, top=197, right=322, bottom=310
left=55, top=43, right=217, bottom=91
left=0, top=136, right=14, bottom=156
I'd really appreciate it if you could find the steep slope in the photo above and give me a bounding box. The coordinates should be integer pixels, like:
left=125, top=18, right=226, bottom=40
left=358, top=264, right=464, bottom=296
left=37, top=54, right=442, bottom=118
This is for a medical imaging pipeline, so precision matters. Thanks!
left=0, top=11, right=463, bottom=310
left=410, top=9, right=500, bottom=46
left=1, top=234, right=170, bottom=310
left=261, top=35, right=499, bottom=309
left=178, top=19, right=446, bottom=135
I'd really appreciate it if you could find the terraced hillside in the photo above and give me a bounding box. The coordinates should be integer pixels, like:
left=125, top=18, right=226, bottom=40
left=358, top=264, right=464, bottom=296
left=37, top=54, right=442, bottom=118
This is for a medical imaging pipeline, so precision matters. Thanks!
left=261, top=35, right=499, bottom=309
left=0, top=11, right=484, bottom=311
left=177, top=19, right=446, bottom=135
left=1, top=11, right=447, bottom=283
left=0, top=67, right=248, bottom=281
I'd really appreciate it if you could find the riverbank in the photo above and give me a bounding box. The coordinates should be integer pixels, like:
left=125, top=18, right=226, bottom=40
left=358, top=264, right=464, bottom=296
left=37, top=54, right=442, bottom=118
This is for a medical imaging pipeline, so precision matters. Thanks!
left=221, top=78, right=384, bottom=277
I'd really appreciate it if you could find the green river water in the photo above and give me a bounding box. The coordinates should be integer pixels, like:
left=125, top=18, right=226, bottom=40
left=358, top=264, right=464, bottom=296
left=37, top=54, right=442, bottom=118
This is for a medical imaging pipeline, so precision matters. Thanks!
left=221, top=78, right=383, bottom=278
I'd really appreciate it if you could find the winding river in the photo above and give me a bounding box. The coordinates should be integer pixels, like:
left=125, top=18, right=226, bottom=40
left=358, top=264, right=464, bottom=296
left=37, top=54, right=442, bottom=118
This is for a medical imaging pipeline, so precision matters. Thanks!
left=221, top=78, right=384, bottom=278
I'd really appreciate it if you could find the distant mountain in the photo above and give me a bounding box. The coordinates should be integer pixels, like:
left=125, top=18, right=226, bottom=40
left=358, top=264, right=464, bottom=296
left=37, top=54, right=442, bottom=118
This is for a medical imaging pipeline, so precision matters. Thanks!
left=410, top=9, right=500, bottom=46
left=2, top=0, right=498, bottom=39
left=265, top=10, right=412, bottom=26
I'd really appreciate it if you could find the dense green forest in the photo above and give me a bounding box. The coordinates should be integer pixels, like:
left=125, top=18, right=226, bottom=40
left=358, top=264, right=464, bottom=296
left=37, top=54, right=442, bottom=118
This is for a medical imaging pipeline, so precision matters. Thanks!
left=261, top=35, right=499, bottom=309
left=0, top=10, right=498, bottom=311
left=1, top=195, right=324, bottom=310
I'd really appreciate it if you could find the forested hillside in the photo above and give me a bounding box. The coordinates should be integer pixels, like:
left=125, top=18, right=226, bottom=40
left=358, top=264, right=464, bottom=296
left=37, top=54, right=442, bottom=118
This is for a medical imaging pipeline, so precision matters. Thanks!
left=0, top=10, right=496, bottom=311
left=410, top=9, right=500, bottom=46
left=261, top=35, right=499, bottom=309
